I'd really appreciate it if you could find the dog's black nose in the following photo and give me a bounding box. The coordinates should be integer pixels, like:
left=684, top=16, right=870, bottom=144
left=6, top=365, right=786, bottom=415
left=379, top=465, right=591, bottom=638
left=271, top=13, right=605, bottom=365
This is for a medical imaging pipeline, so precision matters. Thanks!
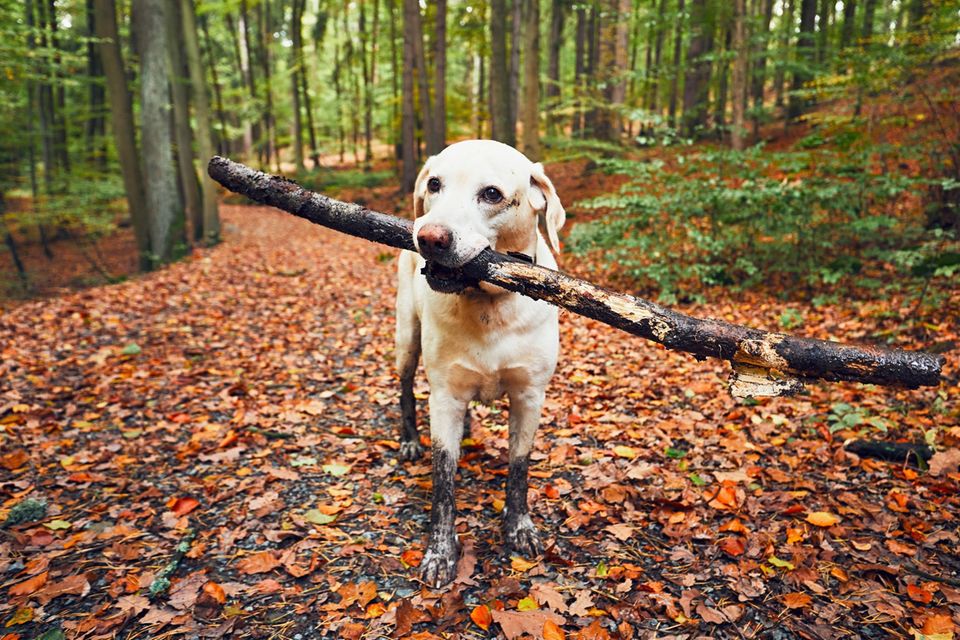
left=416, top=224, right=453, bottom=259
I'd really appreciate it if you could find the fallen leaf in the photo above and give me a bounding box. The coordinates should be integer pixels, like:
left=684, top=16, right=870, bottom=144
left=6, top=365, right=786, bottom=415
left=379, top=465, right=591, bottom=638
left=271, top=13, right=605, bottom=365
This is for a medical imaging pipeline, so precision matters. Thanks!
left=1, top=451, right=28, bottom=471
left=304, top=509, right=336, bottom=525
left=928, top=449, right=960, bottom=477
left=906, top=583, right=933, bottom=604
left=36, top=573, right=89, bottom=604
left=236, top=551, right=280, bottom=574
left=470, top=604, right=493, bottom=631
left=43, top=519, right=71, bottom=531
left=9, top=571, right=48, bottom=597
left=168, top=496, right=200, bottom=516
left=782, top=592, right=812, bottom=609
left=612, top=445, right=637, bottom=459
left=530, top=582, right=566, bottom=612
left=491, top=609, right=565, bottom=640
left=401, top=549, right=423, bottom=568
left=567, top=589, right=594, bottom=617
left=511, top=556, right=538, bottom=572
left=203, top=581, right=227, bottom=604
left=920, top=613, right=956, bottom=635
left=604, top=523, right=633, bottom=541
left=517, top=596, right=539, bottom=611
left=805, top=511, right=840, bottom=527
left=543, top=619, right=565, bottom=640
left=718, top=536, right=745, bottom=557
left=5, top=607, right=33, bottom=626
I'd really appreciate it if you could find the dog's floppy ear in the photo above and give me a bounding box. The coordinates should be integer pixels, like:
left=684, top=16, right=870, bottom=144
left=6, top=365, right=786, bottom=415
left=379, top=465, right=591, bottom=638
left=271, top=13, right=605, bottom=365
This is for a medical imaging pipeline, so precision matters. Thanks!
left=528, top=162, right=565, bottom=254
left=412, top=156, right=435, bottom=218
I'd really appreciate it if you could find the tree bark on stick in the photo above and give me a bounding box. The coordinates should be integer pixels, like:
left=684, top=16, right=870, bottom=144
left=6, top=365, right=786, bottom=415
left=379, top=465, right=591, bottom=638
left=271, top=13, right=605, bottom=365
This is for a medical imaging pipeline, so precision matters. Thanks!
left=207, top=156, right=945, bottom=395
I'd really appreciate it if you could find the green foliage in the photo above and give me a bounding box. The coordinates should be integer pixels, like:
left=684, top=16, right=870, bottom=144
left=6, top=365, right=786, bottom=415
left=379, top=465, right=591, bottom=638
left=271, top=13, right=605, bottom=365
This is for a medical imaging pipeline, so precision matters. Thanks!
left=298, top=169, right=393, bottom=193
left=827, top=402, right=891, bottom=435
left=3, top=498, right=47, bottom=527
left=567, top=144, right=957, bottom=303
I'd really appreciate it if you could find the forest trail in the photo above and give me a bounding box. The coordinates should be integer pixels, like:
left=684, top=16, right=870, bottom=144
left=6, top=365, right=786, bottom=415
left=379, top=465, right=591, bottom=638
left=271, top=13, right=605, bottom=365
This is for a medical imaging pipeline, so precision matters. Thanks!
left=1, top=204, right=958, bottom=639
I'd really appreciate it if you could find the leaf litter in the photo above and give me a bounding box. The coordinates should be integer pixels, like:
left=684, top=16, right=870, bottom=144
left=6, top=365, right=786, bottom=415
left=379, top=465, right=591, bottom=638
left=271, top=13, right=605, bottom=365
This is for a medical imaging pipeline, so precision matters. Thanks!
left=0, top=203, right=957, bottom=638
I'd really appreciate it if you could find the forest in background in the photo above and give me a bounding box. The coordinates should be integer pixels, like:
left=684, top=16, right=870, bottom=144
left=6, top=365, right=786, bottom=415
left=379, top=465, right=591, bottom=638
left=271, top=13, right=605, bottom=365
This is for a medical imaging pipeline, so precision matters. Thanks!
left=0, top=0, right=957, bottom=310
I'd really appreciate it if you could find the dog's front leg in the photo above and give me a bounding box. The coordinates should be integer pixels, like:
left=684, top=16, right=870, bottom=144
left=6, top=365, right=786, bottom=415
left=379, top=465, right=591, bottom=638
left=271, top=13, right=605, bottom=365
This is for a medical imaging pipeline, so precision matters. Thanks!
left=503, top=389, right=545, bottom=557
left=420, top=392, right=467, bottom=588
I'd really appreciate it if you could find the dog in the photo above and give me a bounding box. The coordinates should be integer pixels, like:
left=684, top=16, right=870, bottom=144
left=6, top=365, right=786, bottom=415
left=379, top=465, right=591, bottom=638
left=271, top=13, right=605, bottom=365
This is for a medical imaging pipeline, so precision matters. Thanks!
left=394, top=139, right=565, bottom=587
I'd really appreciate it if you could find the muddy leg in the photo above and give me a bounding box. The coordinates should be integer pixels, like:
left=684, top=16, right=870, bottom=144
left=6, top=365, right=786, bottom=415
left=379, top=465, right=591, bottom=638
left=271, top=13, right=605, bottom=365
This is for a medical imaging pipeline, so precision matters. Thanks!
left=503, top=389, right=544, bottom=557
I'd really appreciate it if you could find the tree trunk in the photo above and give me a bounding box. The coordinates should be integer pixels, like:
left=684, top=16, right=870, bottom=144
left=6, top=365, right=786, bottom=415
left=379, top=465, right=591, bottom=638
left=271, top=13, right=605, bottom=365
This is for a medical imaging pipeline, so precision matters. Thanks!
left=774, top=0, right=793, bottom=108
left=509, top=0, right=523, bottom=131
left=731, top=0, right=748, bottom=150
left=93, top=0, right=151, bottom=269
left=208, top=155, right=946, bottom=394
left=47, top=0, right=70, bottom=175
left=431, top=0, right=447, bottom=154
left=401, top=0, right=418, bottom=191
left=182, top=0, right=221, bottom=245
left=751, top=0, right=774, bottom=136
left=816, top=0, right=833, bottom=63
left=861, top=0, right=876, bottom=39
left=257, top=1, right=277, bottom=171
left=839, top=0, right=856, bottom=49
left=166, top=0, right=202, bottom=245
left=596, top=0, right=631, bottom=141
left=545, top=0, right=564, bottom=134
left=85, top=0, right=107, bottom=168
left=668, top=0, right=685, bottom=129
left=199, top=17, right=229, bottom=156
left=788, top=0, right=817, bottom=120
left=490, top=0, right=514, bottom=145
left=290, top=0, right=305, bottom=172
left=520, top=0, right=540, bottom=158
left=681, top=0, right=712, bottom=137
left=408, top=0, right=433, bottom=154
left=714, top=23, right=731, bottom=132
left=572, top=6, right=586, bottom=136
left=390, top=0, right=401, bottom=162
left=237, top=4, right=256, bottom=159
left=648, top=0, right=666, bottom=112
left=134, top=0, right=181, bottom=263
left=583, top=4, right=600, bottom=133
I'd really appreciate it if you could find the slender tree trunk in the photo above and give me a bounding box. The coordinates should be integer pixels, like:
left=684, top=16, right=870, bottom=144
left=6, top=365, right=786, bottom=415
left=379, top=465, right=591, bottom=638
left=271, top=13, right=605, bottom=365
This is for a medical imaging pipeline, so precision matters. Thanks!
left=290, top=0, right=305, bottom=172
left=182, top=0, right=221, bottom=244
left=408, top=0, right=433, bottom=154
left=788, top=0, right=817, bottom=120
left=572, top=6, right=586, bottom=136
left=390, top=0, right=401, bottom=162
left=134, top=0, right=181, bottom=263
left=596, top=0, right=631, bottom=140
left=237, top=4, right=256, bottom=159
left=840, top=0, right=856, bottom=49
left=751, top=0, right=774, bottom=137
left=681, top=0, right=712, bottom=137
left=520, top=0, right=541, bottom=158
left=774, top=0, right=794, bottom=107
left=166, top=0, right=202, bottom=245
left=584, top=3, right=599, bottom=133
left=257, top=1, right=278, bottom=171
left=668, top=0, right=685, bottom=129
left=491, top=0, right=514, bottom=144
left=36, top=0, right=55, bottom=195
left=48, top=0, right=70, bottom=175
left=200, top=16, right=229, bottom=155
left=364, top=0, right=382, bottom=163
left=93, top=0, right=150, bottom=269
left=714, top=23, right=731, bottom=132
left=816, top=0, right=833, bottom=63
left=861, top=0, right=876, bottom=39
left=85, top=0, right=107, bottom=168
left=509, top=0, right=523, bottom=131
left=731, top=0, right=748, bottom=149
left=430, top=0, right=447, bottom=154
left=648, top=0, right=666, bottom=112
left=401, top=0, right=418, bottom=190
left=546, top=0, right=564, bottom=134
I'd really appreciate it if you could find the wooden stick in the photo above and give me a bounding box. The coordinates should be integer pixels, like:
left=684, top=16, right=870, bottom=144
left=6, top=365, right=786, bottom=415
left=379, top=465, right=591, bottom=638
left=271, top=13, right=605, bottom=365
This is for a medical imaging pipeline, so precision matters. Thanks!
left=207, top=156, right=945, bottom=396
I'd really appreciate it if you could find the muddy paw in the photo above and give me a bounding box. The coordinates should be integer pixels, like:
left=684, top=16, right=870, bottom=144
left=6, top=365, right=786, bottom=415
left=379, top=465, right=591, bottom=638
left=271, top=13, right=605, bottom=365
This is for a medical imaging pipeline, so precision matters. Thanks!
left=420, top=538, right=460, bottom=588
left=399, top=439, right=424, bottom=461
left=504, top=513, right=543, bottom=558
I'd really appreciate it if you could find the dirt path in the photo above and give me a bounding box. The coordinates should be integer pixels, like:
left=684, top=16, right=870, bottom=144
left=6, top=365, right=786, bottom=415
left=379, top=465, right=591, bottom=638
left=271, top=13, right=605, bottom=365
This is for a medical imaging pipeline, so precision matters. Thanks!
left=1, top=204, right=957, bottom=639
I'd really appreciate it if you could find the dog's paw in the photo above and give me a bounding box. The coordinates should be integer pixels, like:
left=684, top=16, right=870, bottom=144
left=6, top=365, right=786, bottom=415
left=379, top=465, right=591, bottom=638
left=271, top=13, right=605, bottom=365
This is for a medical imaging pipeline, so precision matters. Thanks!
left=399, top=439, right=424, bottom=461
left=420, top=538, right=460, bottom=588
left=504, top=513, right=543, bottom=558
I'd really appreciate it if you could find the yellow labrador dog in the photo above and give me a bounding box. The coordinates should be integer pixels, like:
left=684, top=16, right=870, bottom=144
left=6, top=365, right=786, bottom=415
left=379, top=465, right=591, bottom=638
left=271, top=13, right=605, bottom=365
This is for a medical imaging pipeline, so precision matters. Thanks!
left=395, top=140, right=565, bottom=587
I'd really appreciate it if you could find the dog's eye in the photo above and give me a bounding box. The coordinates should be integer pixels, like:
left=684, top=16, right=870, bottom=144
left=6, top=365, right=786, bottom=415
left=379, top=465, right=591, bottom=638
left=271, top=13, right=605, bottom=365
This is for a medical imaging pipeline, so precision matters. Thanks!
left=480, top=187, right=504, bottom=204
left=426, top=177, right=441, bottom=193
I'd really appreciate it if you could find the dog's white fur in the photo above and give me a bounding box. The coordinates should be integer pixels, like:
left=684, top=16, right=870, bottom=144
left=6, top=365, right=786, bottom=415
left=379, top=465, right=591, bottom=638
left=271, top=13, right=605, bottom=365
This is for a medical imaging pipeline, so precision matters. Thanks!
left=395, top=140, right=565, bottom=586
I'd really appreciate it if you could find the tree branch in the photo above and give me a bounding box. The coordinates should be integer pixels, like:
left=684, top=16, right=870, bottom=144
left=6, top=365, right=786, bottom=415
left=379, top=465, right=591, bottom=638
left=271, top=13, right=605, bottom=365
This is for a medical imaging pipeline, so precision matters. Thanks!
left=207, top=156, right=945, bottom=396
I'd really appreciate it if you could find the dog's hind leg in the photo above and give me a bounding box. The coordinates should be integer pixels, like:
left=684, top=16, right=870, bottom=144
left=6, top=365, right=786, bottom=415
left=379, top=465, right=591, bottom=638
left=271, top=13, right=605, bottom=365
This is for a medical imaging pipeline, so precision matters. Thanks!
left=502, top=388, right=545, bottom=558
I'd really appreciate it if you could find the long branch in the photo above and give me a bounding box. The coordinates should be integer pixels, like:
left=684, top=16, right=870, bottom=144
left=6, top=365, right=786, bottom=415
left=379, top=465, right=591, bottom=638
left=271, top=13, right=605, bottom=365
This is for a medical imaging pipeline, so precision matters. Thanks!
left=207, top=156, right=944, bottom=395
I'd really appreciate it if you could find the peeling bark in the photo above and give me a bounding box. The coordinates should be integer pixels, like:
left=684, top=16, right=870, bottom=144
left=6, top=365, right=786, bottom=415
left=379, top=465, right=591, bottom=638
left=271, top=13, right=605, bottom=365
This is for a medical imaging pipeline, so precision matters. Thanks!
left=207, top=157, right=945, bottom=395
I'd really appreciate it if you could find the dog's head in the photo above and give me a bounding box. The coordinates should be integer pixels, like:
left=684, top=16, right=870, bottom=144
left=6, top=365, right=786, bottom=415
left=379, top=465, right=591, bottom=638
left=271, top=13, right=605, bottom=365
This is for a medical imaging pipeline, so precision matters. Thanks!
left=411, top=141, right=565, bottom=285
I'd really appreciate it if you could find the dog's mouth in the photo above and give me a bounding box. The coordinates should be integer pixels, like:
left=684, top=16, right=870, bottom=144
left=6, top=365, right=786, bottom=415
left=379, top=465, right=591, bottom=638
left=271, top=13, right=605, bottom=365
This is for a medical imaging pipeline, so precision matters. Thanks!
left=422, top=261, right=478, bottom=294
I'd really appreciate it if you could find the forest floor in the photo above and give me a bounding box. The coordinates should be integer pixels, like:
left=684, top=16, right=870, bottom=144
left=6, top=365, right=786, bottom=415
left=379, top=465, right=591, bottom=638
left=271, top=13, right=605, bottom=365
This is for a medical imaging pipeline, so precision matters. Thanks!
left=2, top=183, right=959, bottom=639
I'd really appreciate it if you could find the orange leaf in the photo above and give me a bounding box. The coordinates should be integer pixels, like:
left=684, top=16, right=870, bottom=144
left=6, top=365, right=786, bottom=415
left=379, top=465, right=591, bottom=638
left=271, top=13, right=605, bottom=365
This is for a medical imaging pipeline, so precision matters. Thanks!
left=543, top=619, right=565, bottom=640
left=718, top=536, right=745, bottom=557
left=781, top=592, right=812, bottom=609
left=805, top=511, right=839, bottom=527
left=470, top=604, right=493, bottom=630
left=511, top=556, right=538, bottom=572
left=401, top=549, right=423, bottom=568
left=786, top=527, right=805, bottom=544
left=9, top=572, right=48, bottom=597
left=169, top=497, right=200, bottom=516
left=237, top=551, right=280, bottom=574
left=906, top=583, right=933, bottom=604
left=203, top=581, right=226, bottom=604
left=921, top=613, right=956, bottom=635
left=708, top=483, right=739, bottom=511
left=544, top=484, right=560, bottom=500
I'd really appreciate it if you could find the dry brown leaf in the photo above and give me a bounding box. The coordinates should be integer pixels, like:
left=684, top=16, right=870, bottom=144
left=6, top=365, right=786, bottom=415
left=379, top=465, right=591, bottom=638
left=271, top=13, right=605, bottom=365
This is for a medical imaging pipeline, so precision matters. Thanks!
left=805, top=511, right=840, bottom=527
left=782, top=592, right=812, bottom=609
left=8, top=571, right=48, bottom=597
left=928, top=449, right=960, bottom=477
left=236, top=551, right=280, bottom=574
left=491, top=609, right=566, bottom=640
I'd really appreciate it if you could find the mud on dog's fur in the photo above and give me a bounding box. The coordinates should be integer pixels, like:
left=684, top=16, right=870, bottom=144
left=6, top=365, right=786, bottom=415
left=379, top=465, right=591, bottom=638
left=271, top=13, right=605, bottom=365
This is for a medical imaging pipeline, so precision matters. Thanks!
left=394, top=140, right=565, bottom=587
